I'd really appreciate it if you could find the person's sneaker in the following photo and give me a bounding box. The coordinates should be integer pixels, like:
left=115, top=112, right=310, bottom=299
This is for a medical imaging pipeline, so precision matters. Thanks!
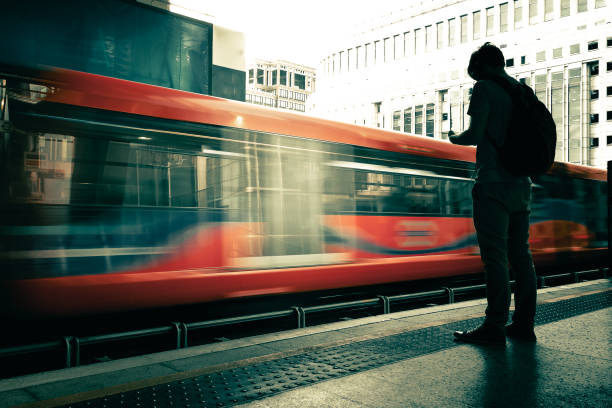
left=505, top=323, right=537, bottom=342
left=454, top=324, right=506, bottom=346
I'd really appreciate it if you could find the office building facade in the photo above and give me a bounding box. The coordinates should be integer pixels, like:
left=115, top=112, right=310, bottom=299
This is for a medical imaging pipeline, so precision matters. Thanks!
left=247, top=59, right=316, bottom=112
left=312, top=0, right=611, bottom=168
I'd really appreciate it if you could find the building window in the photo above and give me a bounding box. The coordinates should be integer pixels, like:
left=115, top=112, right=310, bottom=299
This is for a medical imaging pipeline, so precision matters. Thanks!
left=425, top=25, right=434, bottom=52
left=591, top=90, right=599, bottom=100
left=578, top=0, right=588, bottom=12
left=280, top=70, right=287, bottom=85
left=257, top=69, right=264, bottom=85
left=553, top=48, right=562, bottom=58
left=514, top=0, right=523, bottom=29
left=426, top=104, right=435, bottom=138
left=415, top=28, right=423, bottom=54
left=506, top=58, right=514, bottom=67
left=384, top=37, right=391, bottom=62
left=448, top=18, right=456, bottom=46
left=608, top=37, right=612, bottom=47
left=608, top=111, right=612, bottom=121
left=544, top=0, right=554, bottom=21
left=521, top=55, right=527, bottom=64
left=588, top=41, right=598, bottom=51
left=403, top=107, right=412, bottom=133
left=294, top=74, right=305, bottom=90
left=536, top=51, right=546, bottom=62
left=393, top=35, right=401, bottom=60
left=500, top=3, right=508, bottom=32
left=374, top=40, right=382, bottom=64
left=460, top=15, right=468, bottom=43
left=596, top=0, right=607, bottom=8
left=403, top=32, right=412, bottom=56
left=591, top=138, right=599, bottom=148
left=473, top=10, right=481, bottom=40
left=608, top=136, right=612, bottom=145
left=529, top=0, right=538, bottom=24
left=570, top=44, right=580, bottom=55
left=607, top=61, right=612, bottom=71
left=607, top=86, right=612, bottom=96
left=486, top=7, right=494, bottom=36
left=365, top=43, right=373, bottom=67
left=560, top=0, right=570, bottom=16
left=588, top=61, right=599, bottom=76
left=437, top=22, right=444, bottom=49
left=415, top=105, right=423, bottom=135
left=393, top=111, right=401, bottom=131
left=590, top=114, right=599, bottom=124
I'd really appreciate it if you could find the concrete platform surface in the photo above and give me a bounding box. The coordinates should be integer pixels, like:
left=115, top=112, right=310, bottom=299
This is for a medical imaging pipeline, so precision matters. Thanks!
left=0, top=279, right=610, bottom=408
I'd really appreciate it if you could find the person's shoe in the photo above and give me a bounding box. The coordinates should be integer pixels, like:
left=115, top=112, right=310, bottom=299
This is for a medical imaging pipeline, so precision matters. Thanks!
left=454, top=324, right=506, bottom=346
left=505, top=323, right=537, bottom=342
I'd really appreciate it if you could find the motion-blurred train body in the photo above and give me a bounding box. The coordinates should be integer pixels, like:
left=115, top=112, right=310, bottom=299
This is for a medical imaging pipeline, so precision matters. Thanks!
left=0, top=67, right=607, bottom=317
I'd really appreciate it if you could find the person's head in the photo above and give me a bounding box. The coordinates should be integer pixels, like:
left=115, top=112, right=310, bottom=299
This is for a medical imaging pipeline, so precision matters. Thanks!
left=467, top=42, right=505, bottom=80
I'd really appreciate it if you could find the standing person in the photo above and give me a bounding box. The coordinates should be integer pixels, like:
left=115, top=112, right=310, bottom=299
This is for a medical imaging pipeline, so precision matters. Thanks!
left=449, top=42, right=537, bottom=345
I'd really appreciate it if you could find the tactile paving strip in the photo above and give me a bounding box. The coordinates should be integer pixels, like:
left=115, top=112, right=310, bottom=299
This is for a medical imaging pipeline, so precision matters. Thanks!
left=63, top=290, right=611, bottom=408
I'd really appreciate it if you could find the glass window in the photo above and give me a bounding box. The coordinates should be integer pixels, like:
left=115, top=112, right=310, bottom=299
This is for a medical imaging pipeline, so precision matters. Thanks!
left=529, top=0, right=538, bottom=25
left=414, top=105, right=423, bottom=135
left=588, top=61, right=599, bottom=76
left=590, top=114, right=599, bottom=123
left=415, top=28, right=423, bottom=54
left=393, top=111, right=401, bottom=131
left=384, top=37, right=391, bottom=62
left=460, top=15, right=468, bottom=43
left=591, top=89, right=599, bottom=100
left=294, top=73, right=305, bottom=90
left=607, top=61, right=612, bottom=71
left=578, top=0, right=587, bottom=12
left=403, top=107, right=412, bottom=133
left=280, top=70, right=287, bottom=85
left=551, top=71, right=564, bottom=160
left=591, top=138, right=599, bottom=148
left=608, top=86, right=612, bottom=96
left=536, top=51, right=546, bottom=62
left=425, top=25, right=433, bottom=52
left=595, top=0, right=606, bottom=8
left=257, top=68, right=264, bottom=85
left=588, top=41, right=598, bottom=51
left=608, top=37, right=612, bottom=47
left=544, top=0, right=554, bottom=21
left=561, top=0, right=570, bottom=16
left=473, top=10, right=481, bottom=40
left=553, top=48, right=562, bottom=58
left=403, top=32, right=412, bottom=56
left=570, top=44, right=580, bottom=54
left=448, top=18, right=456, bottom=46
left=375, top=40, right=382, bottom=63
left=393, top=35, right=401, bottom=60
left=437, top=22, right=444, bottom=49
left=425, top=104, right=435, bottom=137
left=568, top=67, right=581, bottom=163
left=521, top=55, right=527, bottom=64
left=608, top=111, right=612, bottom=121
left=500, top=3, right=508, bottom=32
left=514, top=0, right=523, bottom=29
left=486, top=7, right=494, bottom=36
left=608, top=136, right=612, bottom=145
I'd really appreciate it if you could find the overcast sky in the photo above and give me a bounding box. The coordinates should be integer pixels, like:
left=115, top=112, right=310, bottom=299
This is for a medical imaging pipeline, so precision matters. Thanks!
left=172, top=0, right=411, bottom=68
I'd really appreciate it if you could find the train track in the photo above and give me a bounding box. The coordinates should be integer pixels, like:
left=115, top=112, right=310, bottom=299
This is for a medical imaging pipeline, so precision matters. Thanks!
left=0, top=267, right=608, bottom=379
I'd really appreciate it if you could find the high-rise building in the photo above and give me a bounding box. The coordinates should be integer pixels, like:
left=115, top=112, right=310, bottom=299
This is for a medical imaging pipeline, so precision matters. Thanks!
left=246, top=59, right=316, bottom=113
left=311, top=0, right=612, bottom=168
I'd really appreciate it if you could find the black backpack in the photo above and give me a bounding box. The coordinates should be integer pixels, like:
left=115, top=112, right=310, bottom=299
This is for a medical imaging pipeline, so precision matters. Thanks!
left=487, top=77, right=556, bottom=177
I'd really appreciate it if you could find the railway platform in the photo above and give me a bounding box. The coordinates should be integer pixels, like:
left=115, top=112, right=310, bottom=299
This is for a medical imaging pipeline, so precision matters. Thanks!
left=1, top=279, right=610, bottom=408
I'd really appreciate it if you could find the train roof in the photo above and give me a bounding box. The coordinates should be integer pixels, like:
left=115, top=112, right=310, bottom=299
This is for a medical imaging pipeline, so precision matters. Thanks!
left=5, top=66, right=607, bottom=181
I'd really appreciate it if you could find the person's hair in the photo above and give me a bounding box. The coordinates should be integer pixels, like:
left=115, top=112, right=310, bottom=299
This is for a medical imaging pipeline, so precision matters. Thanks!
left=467, top=42, right=505, bottom=80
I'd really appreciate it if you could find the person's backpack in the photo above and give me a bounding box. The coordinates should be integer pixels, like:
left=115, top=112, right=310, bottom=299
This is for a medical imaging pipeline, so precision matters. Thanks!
left=488, top=77, right=556, bottom=177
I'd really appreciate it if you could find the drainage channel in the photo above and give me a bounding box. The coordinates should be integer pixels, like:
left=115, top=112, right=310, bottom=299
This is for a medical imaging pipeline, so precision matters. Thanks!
left=58, top=290, right=611, bottom=408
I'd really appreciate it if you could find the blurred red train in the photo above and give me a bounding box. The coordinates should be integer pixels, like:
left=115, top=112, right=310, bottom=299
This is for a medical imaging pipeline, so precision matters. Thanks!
left=0, top=67, right=607, bottom=317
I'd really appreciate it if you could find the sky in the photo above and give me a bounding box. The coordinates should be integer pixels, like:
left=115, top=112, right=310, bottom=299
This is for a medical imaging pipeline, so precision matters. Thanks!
left=171, top=0, right=412, bottom=68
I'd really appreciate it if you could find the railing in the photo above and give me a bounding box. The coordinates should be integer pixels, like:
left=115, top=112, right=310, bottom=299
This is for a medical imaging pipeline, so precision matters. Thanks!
left=0, top=267, right=607, bottom=373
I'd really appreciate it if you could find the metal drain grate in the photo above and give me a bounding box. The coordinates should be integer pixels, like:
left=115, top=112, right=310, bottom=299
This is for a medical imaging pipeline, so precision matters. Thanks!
left=63, top=290, right=611, bottom=408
